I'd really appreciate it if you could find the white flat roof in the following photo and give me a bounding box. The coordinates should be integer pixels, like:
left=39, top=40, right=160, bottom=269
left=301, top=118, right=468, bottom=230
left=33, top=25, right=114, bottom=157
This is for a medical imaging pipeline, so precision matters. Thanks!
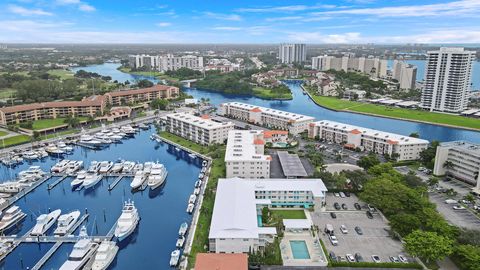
left=283, top=219, right=312, bottom=229
left=461, top=109, right=480, bottom=115
left=225, top=130, right=270, bottom=162
left=209, top=178, right=327, bottom=239
left=396, top=101, right=420, bottom=107
left=313, top=120, right=429, bottom=145
left=379, top=99, right=402, bottom=105
left=222, top=102, right=315, bottom=122
left=166, top=112, right=234, bottom=130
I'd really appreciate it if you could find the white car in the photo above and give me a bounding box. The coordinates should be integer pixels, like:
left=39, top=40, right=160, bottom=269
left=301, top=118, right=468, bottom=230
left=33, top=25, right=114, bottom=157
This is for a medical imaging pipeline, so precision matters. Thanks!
left=346, top=254, right=355, bottom=263
left=453, top=205, right=466, bottom=210
left=334, top=192, right=340, bottom=197
left=329, top=235, right=338, bottom=246
left=398, top=255, right=408, bottom=263
left=340, top=225, right=348, bottom=234
left=339, top=192, right=345, bottom=198
left=371, top=255, right=381, bottom=263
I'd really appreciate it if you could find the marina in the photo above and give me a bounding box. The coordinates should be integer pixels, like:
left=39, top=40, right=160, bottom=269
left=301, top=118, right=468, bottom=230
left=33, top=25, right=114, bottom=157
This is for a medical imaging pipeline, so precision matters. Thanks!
left=0, top=124, right=205, bottom=269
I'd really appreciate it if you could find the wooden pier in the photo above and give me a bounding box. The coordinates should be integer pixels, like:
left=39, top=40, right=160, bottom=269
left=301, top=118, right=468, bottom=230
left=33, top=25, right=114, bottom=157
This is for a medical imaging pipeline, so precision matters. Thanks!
left=108, top=175, right=124, bottom=191
left=47, top=175, right=68, bottom=190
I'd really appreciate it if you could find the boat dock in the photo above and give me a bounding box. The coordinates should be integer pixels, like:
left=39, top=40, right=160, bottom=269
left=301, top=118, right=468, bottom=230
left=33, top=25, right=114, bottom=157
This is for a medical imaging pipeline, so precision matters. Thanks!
left=71, top=141, right=99, bottom=150
left=108, top=175, right=124, bottom=191
left=154, top=134, right=211, bottom=161
left=47, top=175, right=69, bottom=190
left=1, top=174, right=53, bottom=211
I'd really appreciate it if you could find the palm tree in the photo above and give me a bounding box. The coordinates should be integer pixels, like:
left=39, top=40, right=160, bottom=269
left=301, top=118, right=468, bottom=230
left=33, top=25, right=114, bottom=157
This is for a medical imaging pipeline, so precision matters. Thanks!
left=443, top=160, right=454, bottom=170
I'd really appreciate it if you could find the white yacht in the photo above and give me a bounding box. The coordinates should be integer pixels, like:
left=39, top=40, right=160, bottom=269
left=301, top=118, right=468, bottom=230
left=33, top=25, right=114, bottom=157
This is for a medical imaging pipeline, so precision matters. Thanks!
left=0, top=182, right=25, bottom=193
left=176, top=236, right=185, bottom=248
left=0, top=206, right=27, bottom=233
left=169, top=249, right=180, bottom=267
left=132, top=163, right=143, bottom=173
left=122, top=161, right=135, bottom=174
left=186, top=203, right=194, bottom=214
left=59, top=226, right=98, bottom=270
left=23, top=151, right=39, bottom=160
left=143, top=162, right=153, bottom=174
left=71, top=171, right=87, bottom=189
left=188, top=194, right=197, bottom=204
left=31, top=209, right=61, bottom=236
left=194, top=188, right=201, bottom=196
left=82, top=173, right=102, bottom=189
left=79, top=134, right=103, bottom=147
left=120, top=126, right=137, bottom=136
left=110, top=160, right=124, bottom=173
left=178, top=222, right=188, bottom=237
left=91, top=241, right=119, bottom=270
left=88, top=161, right=101, bottom=173
left=130, top=170, right=146, bottom=189
left=46, top=145, right=65, bottom=156
left=98, top=161, right=113, bottom=174
left=51, top=160, right=70, bottom=173
left=66, top=161, right=84, bottom=175
left=19, top=166, right=45, bottom=178
left=54, top=210, right=81, bottom=236
left=147, top=163, right=168, bottom=190
left=114, top=200, right=139, bottom=242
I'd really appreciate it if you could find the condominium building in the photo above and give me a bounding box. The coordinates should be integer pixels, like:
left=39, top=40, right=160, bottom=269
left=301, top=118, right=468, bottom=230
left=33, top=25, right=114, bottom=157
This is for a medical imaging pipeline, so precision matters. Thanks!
left=0, top=95, right=107, bottom=126
left=218, top=102, right=314, bottom=135
left=104, top=85, right=179, bottom=106
left=279, top=43, right=306, bottom=64
left=421, top=47, right=475, bottom=113
left=128, top=54, right=204, bottom=71
left=225, top=130, right=271, bottom=179
left=392, top=60, right=417, bottom=90
left=165, top=112, right=234, bottom=145
left=433, top=141, right=480, bottom=189
left=209, top=177, right=327, bottom=253
left=311, top=55, right=387, bottom=78
left=308, top=120, right=429, bottom=161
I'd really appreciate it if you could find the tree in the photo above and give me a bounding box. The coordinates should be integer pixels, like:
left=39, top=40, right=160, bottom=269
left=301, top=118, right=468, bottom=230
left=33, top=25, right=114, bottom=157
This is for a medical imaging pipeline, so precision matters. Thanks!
left=420, top=141, right=440, bottom=169
left=64, top=115, right=80, bottom=128
left=453, top=245, right=480, bottom=270
left=463, top=194, right=476, bottom=204
left=356, top=153, right=380, bottom=170
left=389, top=213, right=422, bottom=236
left=409, top=132, right=420, bottom=138
left=136, top=79, right=154, bottom=88
left=32, top=131, right=40, bottom=141
left=150, top=99, right=169, bottom=110
left=443, top=160, right=454, bottom=170
left=427, top=176, right=439, bottom=187
left=404, top=230, right=453, bottom=263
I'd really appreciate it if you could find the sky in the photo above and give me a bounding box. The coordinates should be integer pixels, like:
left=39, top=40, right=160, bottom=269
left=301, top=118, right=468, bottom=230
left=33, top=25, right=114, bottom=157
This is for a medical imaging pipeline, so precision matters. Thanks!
left=1, top=0, right=480, bottom=44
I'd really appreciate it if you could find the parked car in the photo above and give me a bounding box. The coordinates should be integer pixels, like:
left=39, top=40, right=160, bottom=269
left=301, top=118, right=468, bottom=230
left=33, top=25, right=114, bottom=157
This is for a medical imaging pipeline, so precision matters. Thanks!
left=367, top=204, right=376, bottom=212
left=355, top=253, right=364, bottom=262
left=354, top=203, right=361, bottom=210
left=398, top=255, right=408, bottom=263
left=366, top=211, right=373, bottom=219
left=346, top=254, right=355, bottom=263
left=341, top=203, right=348, bottom=210
left=354, top=226, right=363, bottom=235
left=344, top=192, right=351, bottom=197
left=390, top=256, right=400, bottom=263
left=330, top=212, right=337, bottom=219
left=371, top=255, right=381, bottom=263
left=334, top=192, right=340, bottom=197
left=329, top=234, right=338, bottom=246
left=324, top=224, right=334, bottom=235
left=453, top=205, right=466, bottom=210
left=329, top=251, right=337, bottom=262
left=340, top=225, right=348, bottom=234
left=339, top=192, right=345, bottom=198
left=334, top=202, right=341, bottom=210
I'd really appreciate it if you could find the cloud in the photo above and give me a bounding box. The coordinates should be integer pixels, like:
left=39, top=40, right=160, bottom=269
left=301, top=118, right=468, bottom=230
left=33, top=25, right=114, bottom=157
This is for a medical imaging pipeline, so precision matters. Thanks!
left=311, top=0, right=480, bottom=17
left=288, top=32, right=362, bottom=43
left=56, top=0, right=95, bottom=12
left=212, top=26, right=242, bottom=31
left=236, top=4, right=337, bottom=13
left=78, top=3, right=95, bottom=12
left=8, top=5, right=53, bottom=16
left=156, top=22, right=172, bottom=27
left=265, top=16, right=303, bottom=22
left=203, top=12, right=242, bottom=21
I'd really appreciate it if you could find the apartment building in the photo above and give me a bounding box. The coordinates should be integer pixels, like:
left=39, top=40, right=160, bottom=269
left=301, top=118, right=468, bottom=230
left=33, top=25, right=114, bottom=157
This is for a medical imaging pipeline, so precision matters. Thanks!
left=433, top=141, right=480, bottom=189
left=311, top=55, right=387, bottom=78
left=421, top=47, right=475, bottom=113
left=225, top=130, right=271, bottom=179
left=165, top=112, right=234, bottom=145
left=279, top=43, right=306, bottom=64
left=209, top=177, right=327, bottom=253
left=104, top=85, right=179, bottom=106
left=308, top=120, right=429, bottom=161
left=218, top=102, right=314, bottom=135
left=128, top=54, right=204, bottom=71
left=392, top=60, right=417, bottom=90
left=0, top=95, right=107, bottom=126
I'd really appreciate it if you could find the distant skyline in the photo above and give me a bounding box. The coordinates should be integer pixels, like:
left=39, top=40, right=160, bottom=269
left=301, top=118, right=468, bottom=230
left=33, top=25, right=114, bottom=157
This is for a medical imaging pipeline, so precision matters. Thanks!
left=1, top=0, right=480, bottom=44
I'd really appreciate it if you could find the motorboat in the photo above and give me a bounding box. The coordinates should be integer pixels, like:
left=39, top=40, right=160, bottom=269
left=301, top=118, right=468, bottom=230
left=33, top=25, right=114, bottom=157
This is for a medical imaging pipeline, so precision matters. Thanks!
left=176, top=236, right=185, bottom=248
left=132, top=163, right=143, bottom=173
left=54, top=210, right=81, bottom=236
left=120, top=125, right=137, bottom=136
left=59, top=226, right=98, bottom=270
left=122, top=161, right=135, bottom=174
left=91, top=241, right=119, bottom=270
left=45, top=145, right=65, bottom=156
left=38, top=149, right=49, bottom=158
left=178, top=222, right=188, bottom=236
left=143, top=162, right=153, bottom=174
left=188, top=194, right=197, bottom=204
left=194, top=180, right=202, bottom=188
left=138, top=123, right=148, bottom=130
left=0, top=182, right=25, bottom=193
left=169, top=249, right=180, bottom=267
left=88, top=161, right=101, bottom=173
left=23, top=151, right=39, bottom=160
left=79, top=134, right=103, bottom=147
left=19, top=166, right=45, bottom=180
left=188, top=153, right=197, bottom=159
left=31, top=209, right=61, bottom=236
left=71, top=171, right=87, bottom=189
left=111, top=160, right=125, bottom=173
left=51, top=160, right=70, bottom=173
left=130, top=170, right=146, bottom=189
left=147, top=163, right=168, bottom=190
left=0, top=206, right=27, bottom=233
left=201, top=167, right=207, bottom=173
left=98, top=161, right=113, bottom=174
left=109, top=134, right=123, bottom=142
left=82, top=173, right=102, bottom=189
left=202, top=160, right=208, bottom=167
left=66, top=161, right=84, bottom=175
left=114, top=200, right=139, bottom=242
left=194, top=188, right=201, bottom=196
left=186, top=203, right=194, bottom=214
left=94, top=135, right=112, bottom=145
left=198, top=173, right=204, bottom=180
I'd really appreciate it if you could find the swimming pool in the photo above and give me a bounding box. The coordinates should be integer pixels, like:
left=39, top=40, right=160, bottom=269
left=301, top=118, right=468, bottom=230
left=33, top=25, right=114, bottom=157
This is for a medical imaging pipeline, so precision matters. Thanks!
left=290, top=240, right=310, bottom=259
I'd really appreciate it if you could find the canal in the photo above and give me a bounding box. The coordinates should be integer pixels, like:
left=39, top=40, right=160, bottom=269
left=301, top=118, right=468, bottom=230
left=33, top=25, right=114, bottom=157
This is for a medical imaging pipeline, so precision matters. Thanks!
left=72, top=63, right=480, bottom=143
left=0, top=126, right=201, bottom=269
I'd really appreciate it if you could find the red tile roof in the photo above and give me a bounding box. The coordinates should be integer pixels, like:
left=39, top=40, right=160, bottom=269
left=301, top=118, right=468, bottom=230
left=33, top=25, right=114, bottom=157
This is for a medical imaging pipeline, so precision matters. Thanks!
left=253, top=139, right=265, bottom=145
left=195, top=253, right=248, bottom=270
left=250, top=107, right=262, bottom=113
left=106, top=84, right=178, bottom=97
left=349, top=129, right=362, bottom=135
left=201, top=115, right=210, bottom=119
left=387, top=139, right=399, bottom=145
left=263, top=130, right=288, bottom=138
left=0, top=95, right=105, bottom=114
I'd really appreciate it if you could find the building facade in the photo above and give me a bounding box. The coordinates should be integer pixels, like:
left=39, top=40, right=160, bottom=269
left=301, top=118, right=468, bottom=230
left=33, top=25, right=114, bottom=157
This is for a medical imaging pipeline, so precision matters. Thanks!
left=311, top=55, right=387, bottom=78
left=421, top=47, right=475, bottom=113
left=279, top=44, right=306, bottom=64
left=392, top=60, right=417, bottom=90
left=308, top=120, right=429, bottom=161
left=128, top=54, right=204, bottom=71
left=225, top=130, right=271, bottom=179
left=104, top=85, right=179, bottom=106
left=209, top=178, right=327, bottom=253
left=218, top=102, right=314, bottom=135
left=165, top=112, right=234, bottom=145
left=433, top=141, right=480, bottom=189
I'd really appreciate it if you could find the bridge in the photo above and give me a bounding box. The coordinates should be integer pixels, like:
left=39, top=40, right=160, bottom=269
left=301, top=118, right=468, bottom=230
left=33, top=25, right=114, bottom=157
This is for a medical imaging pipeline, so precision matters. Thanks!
left=179, top=79, right=198, bottom=87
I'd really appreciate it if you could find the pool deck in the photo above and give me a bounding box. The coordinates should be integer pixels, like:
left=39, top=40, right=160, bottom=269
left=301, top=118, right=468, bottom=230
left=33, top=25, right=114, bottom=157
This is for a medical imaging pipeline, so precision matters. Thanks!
left=280, top=231, right=328, bottom=267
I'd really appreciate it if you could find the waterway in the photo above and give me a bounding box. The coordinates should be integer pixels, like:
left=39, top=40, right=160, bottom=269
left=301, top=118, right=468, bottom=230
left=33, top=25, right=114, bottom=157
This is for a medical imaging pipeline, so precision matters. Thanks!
left=72, top=63, right=480, bottom=143
left=0, top=126, right=201, bottom=269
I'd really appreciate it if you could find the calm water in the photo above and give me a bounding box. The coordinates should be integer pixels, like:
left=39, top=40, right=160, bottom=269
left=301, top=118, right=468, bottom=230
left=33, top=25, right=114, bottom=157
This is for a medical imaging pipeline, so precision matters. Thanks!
left=1, top=126, right=202, bottom=269
left=74, top=63, right=480, bottom=143
left=71, top=63, right=159, bottom=84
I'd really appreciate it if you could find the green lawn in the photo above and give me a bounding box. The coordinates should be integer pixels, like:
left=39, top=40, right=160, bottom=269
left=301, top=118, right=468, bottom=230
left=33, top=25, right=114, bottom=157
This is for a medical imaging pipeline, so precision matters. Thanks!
left=118, top=67, right=180, bottom=82
left=0, top=135, right=31, bottom=148
left=0, top=88, right=17, bottom=99
left=271, top=209, right=307, bottom=219
left=253, top=87, right=293, bottom=100
left=310, top=95, right=480, bottom=131
left=47, top=69, right=74, bottom=80
left=31, top=118, right=69, bottom=130
left=158, top=131, right=209, bottom=154
left=39, top=129, right=78, bottom=140
left=0, top=131, right=8, bottom=137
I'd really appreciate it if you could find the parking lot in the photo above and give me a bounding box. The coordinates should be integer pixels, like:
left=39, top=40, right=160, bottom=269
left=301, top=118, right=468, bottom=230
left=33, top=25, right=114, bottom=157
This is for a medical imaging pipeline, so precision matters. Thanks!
left=310, top=193, right=408, bottom=264
left=429, top=191, right=480, bottom=230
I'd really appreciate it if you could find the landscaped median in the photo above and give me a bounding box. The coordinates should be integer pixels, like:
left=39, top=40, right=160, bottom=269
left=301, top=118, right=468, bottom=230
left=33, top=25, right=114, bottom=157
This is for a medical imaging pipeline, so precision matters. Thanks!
left=0, top=134, right=31, bottom=148
left=305, top=89, right=480, bottom=131
left=253, top=86, right=293, bottom=100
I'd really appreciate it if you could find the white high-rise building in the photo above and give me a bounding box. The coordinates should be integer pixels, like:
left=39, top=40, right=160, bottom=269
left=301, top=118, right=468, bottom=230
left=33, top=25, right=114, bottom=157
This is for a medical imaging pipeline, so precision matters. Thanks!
left=311, top=55, right=386, bottom=77
left=279, top=43, right=306, bottom=64
left=392, top=60, right=417, bottom=90
left=128, top=54, right=204, bottom=71
left=421, top=47, right=475, bottom=113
